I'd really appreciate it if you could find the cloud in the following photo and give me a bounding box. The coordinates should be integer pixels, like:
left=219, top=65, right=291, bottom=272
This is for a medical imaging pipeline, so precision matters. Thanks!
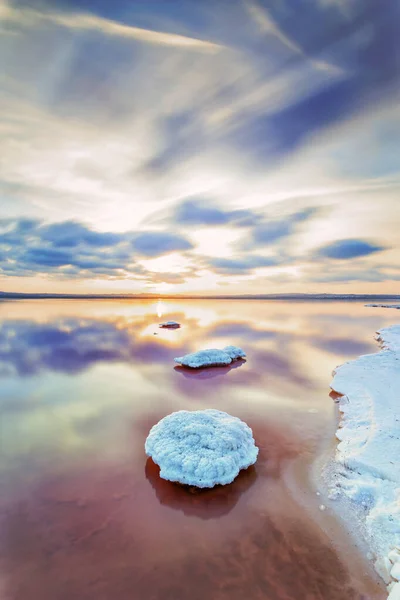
left=1, top=1, right=223, bottom=53
left=246, top=0, right=343, bottom=74
left=246, top=208, right=317, bottom=248
left=132, top=232, right=193, bottom=257
left=23, top=247, right=76, bottom=268
left=174, top=199, right=233, bottom=226
left=222, top=1, right=400, bottom=162
left=312, top=271, right=400, bottom=284
left=40, top=221, right=123, bottom=248
left=0, top=218, right=193, bottom=278
left=0, top=0, right=399, bottom=294
left=315, top=238, right=385, bottom=260
left=251, top=221, right=292, bottom=245
left=209, top=255, right=280, bottom=275
left=171, top=198, right=258, bottom=227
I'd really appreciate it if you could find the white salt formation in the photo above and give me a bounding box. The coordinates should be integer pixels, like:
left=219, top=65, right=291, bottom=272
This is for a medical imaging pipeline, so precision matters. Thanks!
left=145, top=409, right=258, bottom=488
left=159, top=321, right=181, bottom=328
left=327, top=325, right=400, bottom=596
left=174, top=346, right=246, bottom=368
left=223, top=345, right=247, bottom=360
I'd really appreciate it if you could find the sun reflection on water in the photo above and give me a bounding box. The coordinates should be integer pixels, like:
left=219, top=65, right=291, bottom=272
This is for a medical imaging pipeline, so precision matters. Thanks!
left=156, top=300, right=164, bottom=318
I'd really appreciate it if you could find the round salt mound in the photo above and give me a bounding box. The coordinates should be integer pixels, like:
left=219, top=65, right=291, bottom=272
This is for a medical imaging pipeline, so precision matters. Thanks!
left=145, top=409, right=259, bottom=488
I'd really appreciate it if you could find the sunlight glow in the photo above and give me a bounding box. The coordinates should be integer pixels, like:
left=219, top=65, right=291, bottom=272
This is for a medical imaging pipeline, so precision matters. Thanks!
left=190, top=228, right=244, bottom=258
left=140, top=254, right=192, bottom=274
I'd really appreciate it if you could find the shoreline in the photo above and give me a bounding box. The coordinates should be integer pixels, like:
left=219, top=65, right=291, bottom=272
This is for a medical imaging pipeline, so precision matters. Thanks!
left=284, top=450, right=385, bottom=598
left=283, top=401, right=386, bottom=598
left=323, top=325, right=400, bottom=599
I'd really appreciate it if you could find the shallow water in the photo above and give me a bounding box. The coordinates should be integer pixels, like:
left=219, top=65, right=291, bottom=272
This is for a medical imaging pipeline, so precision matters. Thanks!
left=0, top=299, right=398, bottom=600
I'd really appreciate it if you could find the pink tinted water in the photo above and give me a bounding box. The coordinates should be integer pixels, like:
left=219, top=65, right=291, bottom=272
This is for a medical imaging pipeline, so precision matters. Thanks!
left=0, top=299, right=397, bottom=600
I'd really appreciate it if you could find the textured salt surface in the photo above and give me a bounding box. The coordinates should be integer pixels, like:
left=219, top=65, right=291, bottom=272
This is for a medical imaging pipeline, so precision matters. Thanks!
left=327, top=325, right=400, bottom=598
left=145, top=409, right=258, bottom=488
left=174, top=346, right=246, bottom=368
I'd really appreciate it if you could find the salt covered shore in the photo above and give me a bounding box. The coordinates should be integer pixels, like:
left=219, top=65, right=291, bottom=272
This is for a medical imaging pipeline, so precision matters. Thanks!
left=326, top=325, right=400, bottom=598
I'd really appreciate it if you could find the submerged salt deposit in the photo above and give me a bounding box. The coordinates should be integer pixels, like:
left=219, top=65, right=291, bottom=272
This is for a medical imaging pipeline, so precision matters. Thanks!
left=145, top=409, right=258, bottom=488
left=174, top=346, right=246, bottom=368
left=327, top=325, right=400, bottom=597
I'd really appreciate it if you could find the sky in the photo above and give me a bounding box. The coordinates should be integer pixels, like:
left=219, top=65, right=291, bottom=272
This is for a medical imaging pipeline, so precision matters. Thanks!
left=0, top=0, right=399, bottom=295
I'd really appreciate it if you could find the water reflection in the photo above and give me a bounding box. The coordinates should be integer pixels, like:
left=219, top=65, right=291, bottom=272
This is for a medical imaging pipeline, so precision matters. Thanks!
left=174, top=359, right=246, bottom=380
left=311, top=337, right=375, bottom=357
left=0, top=454, right=378, bottom=600
left=145, top=458, right=257, bottom=519
left=0, top=318, right=186, bottom=376
left=210, top=322, right=277, bottom=341
left=0, top=299, right=395, bottom=600
left=250, top=348, right=314, bottom=389
left=0, top=414, right=381, bottom=600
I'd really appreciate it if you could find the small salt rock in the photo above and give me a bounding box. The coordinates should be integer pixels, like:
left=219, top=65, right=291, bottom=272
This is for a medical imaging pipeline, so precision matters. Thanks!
left=388, top=582, right=400, bottom=600
left=319, top=504, right=326, bottom=511
left=375, top=556, right=393, bottom=584
left=391, top=563, right=400, bottom=581
left=389, top=549, right=400, bottom=565
left=328, top=487, right=340, bottom=500
left=316, top=491, right=321, bottom=496
left=159, top=321, right=180, bottom=329
left=174, top=346, right=245, bottom=369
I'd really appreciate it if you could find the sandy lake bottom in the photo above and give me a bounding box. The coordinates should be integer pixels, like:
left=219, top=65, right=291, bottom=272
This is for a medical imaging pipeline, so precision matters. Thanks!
left=0, top=299, right=398, bottom=600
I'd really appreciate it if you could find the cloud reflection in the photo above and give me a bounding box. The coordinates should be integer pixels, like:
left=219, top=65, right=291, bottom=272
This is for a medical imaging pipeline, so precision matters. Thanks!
left=0, top=304, right=381, bottom=386
left=0, top=318, right=185, bottom=376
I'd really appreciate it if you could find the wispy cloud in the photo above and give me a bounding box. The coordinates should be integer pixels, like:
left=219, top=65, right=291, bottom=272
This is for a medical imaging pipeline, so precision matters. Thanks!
left=1, top=1, right=223, bottom=52
left=245, top=0, right=344, bottom=74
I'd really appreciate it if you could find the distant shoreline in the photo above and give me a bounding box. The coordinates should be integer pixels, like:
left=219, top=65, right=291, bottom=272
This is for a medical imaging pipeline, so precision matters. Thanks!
left=1, top=292, right=400, bottom=301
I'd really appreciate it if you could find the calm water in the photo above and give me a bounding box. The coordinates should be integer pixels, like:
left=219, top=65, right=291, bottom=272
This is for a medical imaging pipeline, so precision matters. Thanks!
left=0, top=299, right=398, bottom=600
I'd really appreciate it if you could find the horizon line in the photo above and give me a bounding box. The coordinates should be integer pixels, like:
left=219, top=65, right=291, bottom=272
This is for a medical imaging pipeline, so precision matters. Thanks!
left=1, top=291, right=399, bottom=301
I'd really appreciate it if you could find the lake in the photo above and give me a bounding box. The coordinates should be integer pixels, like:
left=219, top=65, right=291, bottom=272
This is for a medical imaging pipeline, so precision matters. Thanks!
left=0, top=299, right=398, bottom=600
